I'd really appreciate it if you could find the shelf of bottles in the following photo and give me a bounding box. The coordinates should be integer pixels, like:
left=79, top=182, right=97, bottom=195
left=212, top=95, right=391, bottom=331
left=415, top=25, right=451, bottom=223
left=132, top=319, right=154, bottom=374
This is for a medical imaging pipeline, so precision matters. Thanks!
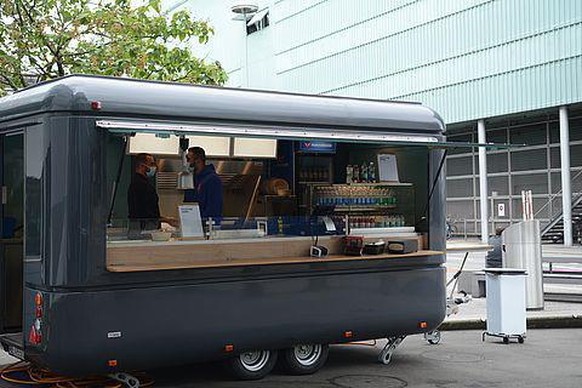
left=312, top=183, right=415, bottom=231
left=313, top=185, right=403, bottom=209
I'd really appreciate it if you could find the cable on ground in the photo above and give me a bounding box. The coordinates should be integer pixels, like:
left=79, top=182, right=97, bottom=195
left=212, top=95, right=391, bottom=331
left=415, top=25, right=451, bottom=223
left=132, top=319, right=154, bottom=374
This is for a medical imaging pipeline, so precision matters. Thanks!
left=0, top=362, right=154, bottom=387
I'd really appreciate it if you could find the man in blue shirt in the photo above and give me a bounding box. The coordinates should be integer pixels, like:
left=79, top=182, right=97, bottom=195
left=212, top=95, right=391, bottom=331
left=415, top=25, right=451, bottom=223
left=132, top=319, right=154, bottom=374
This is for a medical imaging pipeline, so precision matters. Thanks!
left=184, top=147, right=223, bottom=221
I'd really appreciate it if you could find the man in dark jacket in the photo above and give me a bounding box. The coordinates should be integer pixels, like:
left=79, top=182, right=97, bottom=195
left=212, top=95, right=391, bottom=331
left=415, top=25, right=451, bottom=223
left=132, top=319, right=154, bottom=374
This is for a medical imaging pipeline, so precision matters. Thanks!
left=485, top=227, right=505, bottom=268
left=127, top=153, right=175, bottom=234
left=184, top=147, right=223, bottom=221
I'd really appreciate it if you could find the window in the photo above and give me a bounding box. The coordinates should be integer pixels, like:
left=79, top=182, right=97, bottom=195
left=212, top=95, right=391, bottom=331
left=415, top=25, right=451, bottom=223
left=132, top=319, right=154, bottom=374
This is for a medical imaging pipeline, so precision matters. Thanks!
left=247, top=9, right=269, bottom=35
left=105, top=135, right=434, bottom=273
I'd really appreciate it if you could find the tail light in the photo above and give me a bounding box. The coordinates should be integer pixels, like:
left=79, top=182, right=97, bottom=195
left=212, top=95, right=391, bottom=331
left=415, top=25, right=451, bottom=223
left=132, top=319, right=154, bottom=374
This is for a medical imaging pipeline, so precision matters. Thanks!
left=28, top=292, right=44, bottom=345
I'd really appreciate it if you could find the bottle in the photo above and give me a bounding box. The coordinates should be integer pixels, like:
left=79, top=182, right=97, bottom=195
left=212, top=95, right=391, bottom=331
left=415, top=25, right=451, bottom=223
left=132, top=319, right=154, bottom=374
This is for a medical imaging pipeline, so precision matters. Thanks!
left=353, top=164, right=360, bottom=183
left=346, top=165, right=353, bottom=184
left=360, top=163, right=368, bottom=183
left=368, top=161, right=376, bottom=183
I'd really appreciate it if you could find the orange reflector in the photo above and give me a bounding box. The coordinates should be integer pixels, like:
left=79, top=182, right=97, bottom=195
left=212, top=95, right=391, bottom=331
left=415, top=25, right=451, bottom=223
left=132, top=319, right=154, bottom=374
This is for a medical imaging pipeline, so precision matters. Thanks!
left=419, top=321, right=428, bottom=329
left=224, top=344, right=234, bottom=353
left=108, top=359, right=118, bottom=367
left=343, top=331, right=353, bottom=338
left=34, top=293, right=43, bottom=306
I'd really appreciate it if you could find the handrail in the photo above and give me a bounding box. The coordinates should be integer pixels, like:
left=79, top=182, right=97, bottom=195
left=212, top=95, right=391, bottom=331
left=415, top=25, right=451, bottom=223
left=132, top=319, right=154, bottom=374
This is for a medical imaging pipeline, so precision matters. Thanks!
left=541, top=193, right=582, bottom=237
left=535, top=168, right=582, bottom=219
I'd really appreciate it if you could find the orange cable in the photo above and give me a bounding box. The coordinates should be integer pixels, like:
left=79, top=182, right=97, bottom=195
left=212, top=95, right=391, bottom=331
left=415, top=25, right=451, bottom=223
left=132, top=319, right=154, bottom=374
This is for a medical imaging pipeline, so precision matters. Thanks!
left=0, top=361, right=153, bottom=388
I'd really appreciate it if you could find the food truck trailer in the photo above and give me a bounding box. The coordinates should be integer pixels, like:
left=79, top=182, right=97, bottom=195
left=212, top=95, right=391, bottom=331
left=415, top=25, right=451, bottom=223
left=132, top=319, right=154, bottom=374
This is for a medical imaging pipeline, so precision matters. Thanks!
left=0, top=75, right=452, bottom=380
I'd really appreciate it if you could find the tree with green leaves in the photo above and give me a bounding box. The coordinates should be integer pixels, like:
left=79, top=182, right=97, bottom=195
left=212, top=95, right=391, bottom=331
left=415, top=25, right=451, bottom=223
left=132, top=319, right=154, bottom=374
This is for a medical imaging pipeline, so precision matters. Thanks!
left=0, top=0, right=227, bottom=96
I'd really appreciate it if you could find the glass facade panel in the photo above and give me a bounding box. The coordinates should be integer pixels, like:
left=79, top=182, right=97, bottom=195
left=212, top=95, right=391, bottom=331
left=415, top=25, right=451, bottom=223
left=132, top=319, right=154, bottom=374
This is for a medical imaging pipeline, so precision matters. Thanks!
left=489, top=176, right=509, bottom=196
left=512, top=173, right=548, bottom=194
left=509, top=124, right=547, bottom=146
left=571, top=170, right=582, bottom=193
left=550, top=147, right=560, bottom=168
left=447, top=133, right=473, bottom=155
left=549, top=121, right=561, bottom=144
left=511, top=149, right=547, bottom=171
left=446, top=156, right=473, bottom=176
left=487, top=128, right=508, bottom=144
left=549, top=116, right=582, bottom=143
left=446, top=200, right=474, bottom=219
left=533, top=198, right=550, bottom=219
left=488, top=152, right=508, bottom=173
left=570, top=144, right=582, bottom=167
left=550, top=172, right=562, bottom=193
left=569, top=117, right=582, bottom=141
left=512, top=198, right=524, bottom=221
left=447, top=178, right=473, bottom=198
left=548, top=145, right=582, bottom=169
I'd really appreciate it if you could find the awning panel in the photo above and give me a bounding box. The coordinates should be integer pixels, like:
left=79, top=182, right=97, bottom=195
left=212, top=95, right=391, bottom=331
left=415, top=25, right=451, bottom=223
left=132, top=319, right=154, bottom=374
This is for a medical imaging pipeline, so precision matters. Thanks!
left=96, top=120, right=518, bottom=149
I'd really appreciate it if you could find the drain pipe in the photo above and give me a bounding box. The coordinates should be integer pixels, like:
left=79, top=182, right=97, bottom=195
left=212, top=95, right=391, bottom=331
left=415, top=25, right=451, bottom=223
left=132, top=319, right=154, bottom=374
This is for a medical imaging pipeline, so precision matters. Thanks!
left=560, top=106, right=572, bottom=246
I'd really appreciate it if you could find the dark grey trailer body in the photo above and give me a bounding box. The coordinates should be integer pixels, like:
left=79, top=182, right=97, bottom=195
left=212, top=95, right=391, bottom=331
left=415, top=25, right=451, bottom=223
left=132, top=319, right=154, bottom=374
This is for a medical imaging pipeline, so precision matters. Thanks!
left=0, top=75, right=447, bottom=375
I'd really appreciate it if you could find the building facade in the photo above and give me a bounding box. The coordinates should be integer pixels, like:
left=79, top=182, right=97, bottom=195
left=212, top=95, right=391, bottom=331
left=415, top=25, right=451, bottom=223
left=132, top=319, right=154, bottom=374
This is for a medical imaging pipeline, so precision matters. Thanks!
left=166, top=0, right=582, bottom=242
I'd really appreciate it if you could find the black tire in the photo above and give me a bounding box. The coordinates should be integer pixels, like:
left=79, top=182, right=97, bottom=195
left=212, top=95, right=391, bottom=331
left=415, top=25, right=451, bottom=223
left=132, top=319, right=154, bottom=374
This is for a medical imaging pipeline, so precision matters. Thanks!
left=427, top=331, right=441, bottom=345
left=518, top=337, right=525, bottom=344
left=279, top=344, right=329, bottom=375
left=503, top=337, right=509, bottom=344
left=226, top=349, right=278, bottom=380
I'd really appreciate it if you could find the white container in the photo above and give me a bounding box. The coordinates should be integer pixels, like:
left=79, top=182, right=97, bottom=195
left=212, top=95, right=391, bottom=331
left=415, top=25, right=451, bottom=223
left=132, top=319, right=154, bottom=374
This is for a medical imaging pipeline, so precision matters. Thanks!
left=484, top=268, right=527, bottom=339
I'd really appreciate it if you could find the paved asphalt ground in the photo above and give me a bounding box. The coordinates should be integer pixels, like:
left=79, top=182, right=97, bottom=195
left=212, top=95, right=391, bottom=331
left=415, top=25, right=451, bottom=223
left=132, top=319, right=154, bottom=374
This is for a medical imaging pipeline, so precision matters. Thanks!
left=149, top=329, right=582, bottom=388
left=2, top=329, right=581, bottom=387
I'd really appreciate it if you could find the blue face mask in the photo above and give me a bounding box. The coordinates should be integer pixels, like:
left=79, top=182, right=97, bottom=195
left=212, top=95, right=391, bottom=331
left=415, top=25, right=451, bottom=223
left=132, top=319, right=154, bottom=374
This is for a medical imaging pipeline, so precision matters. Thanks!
left=146, top=166, right=157, bottom=178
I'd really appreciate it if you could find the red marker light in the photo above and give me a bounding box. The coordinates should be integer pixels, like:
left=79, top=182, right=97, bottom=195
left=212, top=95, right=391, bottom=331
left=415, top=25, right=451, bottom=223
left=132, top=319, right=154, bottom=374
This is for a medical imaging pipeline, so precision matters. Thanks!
left=343, top=331, right=354, bottom=339
left=108, top=359, right=118, bottom=367
left=28, top=324, right=42, bottom=345
left=224, top=344, right=234, bottom=353
left=91, top=101, right=102, bottom=110
left=419, top=321, right=428, bottom=329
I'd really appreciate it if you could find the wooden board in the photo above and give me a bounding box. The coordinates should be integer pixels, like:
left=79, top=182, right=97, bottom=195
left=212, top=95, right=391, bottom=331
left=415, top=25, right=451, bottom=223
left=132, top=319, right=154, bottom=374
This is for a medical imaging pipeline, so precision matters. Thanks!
left=107, top=247, right=444, bottom=272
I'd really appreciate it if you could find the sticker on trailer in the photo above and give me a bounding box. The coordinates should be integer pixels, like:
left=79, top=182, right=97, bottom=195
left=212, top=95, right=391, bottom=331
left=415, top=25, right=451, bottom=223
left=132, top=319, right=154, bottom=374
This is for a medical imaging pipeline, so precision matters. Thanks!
left=8, top=345, right=24, bottom=359
left=107, top=331, right=122, bottom=339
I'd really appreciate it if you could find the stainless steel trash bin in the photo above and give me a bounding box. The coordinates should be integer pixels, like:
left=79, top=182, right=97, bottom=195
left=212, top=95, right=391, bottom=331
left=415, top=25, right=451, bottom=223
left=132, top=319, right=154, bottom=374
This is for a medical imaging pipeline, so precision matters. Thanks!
left=502, top=220, right=544, bottom=310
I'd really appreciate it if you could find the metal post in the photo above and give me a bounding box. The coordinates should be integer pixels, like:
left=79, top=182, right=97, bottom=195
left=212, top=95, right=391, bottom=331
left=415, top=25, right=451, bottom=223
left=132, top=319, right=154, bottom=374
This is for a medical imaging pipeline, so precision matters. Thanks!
left=231, top=3, right=258, bottom=87
left=560, top=106, right=572, bottom=246
left=243, top=11, right=249, bottom=86
left=490, top=196, right=495, bottom=236
left=478, top=120, right=489, bottom=243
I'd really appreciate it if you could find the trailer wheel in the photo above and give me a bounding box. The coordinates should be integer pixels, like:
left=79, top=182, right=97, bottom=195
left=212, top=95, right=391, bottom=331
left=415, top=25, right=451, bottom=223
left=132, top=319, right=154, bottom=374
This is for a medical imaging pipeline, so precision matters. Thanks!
left=226, top=349, right=278, bottom=380
left=279, top=344, right=329, bottom=375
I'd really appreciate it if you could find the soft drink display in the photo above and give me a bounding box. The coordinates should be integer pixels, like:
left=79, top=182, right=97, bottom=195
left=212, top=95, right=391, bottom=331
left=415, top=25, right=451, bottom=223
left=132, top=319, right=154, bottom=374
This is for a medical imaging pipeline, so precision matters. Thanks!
left=315, top=186, right=396, bottom=207
left=346, top=161, right=377, bottom=183
left=314, top=185, right=406, bottom=229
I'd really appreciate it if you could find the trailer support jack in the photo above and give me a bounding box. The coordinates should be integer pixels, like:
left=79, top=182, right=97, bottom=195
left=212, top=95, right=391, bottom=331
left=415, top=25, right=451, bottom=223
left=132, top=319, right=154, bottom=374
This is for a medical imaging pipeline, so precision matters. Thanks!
left=109, top=372, right=140, bottom=388
left=377, top=335, right=406, bottom=365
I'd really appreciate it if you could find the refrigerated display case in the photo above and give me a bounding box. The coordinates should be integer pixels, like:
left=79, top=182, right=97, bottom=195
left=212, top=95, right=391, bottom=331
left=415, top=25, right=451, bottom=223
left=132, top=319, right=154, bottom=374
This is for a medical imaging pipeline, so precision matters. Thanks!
left=309, top=183, right=416, bottom=234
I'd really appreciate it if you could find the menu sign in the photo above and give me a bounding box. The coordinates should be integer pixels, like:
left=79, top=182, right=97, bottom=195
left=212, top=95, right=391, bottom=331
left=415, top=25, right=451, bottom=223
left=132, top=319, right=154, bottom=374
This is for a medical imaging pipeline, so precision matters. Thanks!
left=378, top=154, right=399, bottom=182
left=178, top=204, right=204, bottom=239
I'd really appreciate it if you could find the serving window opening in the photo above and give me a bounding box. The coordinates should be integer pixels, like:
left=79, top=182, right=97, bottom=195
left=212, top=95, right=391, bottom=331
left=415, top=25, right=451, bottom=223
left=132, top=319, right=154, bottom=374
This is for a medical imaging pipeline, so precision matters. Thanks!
left=104, top=127, right=441, bottom=273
